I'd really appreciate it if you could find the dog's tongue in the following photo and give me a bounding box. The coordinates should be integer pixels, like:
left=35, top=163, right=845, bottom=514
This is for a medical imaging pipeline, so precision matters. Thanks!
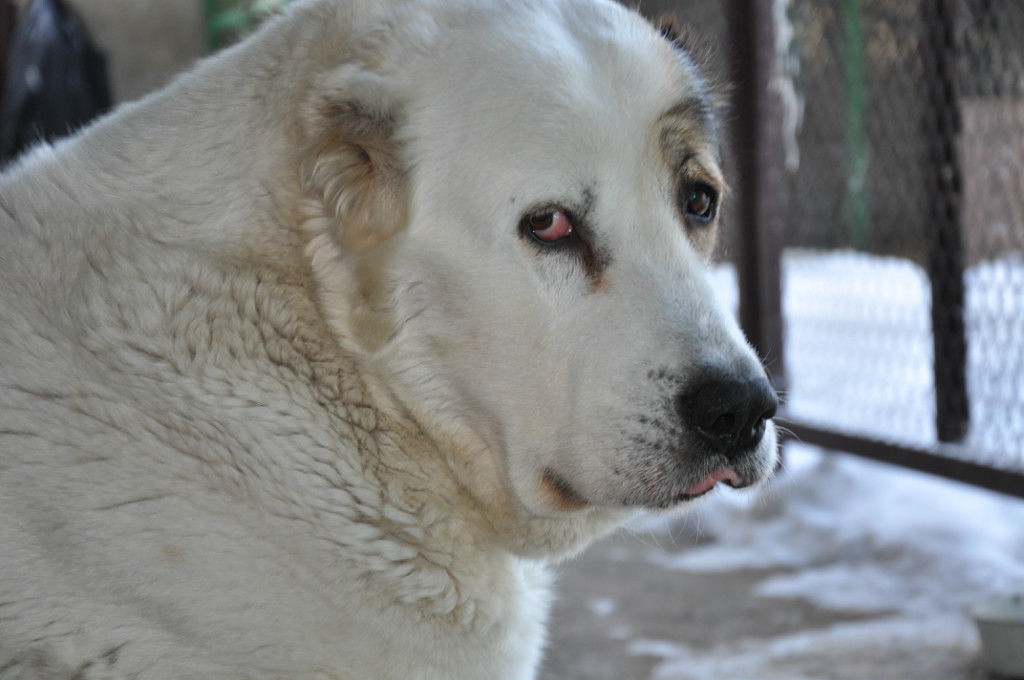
left=685, top=468, right=741, bottom=496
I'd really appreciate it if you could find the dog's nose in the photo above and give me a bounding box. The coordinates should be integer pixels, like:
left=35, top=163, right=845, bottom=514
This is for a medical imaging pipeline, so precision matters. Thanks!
left=676, top=372, right=778, bottom=456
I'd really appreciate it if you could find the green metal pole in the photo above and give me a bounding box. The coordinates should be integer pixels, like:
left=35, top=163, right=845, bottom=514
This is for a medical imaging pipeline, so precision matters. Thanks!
left=204, top=0, right=219, bottom=51
left=205, top=0, right=253, bottom=52
left=841, top=0, right=868, bottom=251
left=206, top=0, right=291, bottom=52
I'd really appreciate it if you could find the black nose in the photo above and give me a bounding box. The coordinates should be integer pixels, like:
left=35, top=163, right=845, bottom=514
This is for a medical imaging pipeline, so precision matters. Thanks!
left=676, top=372, right=778, bottom=456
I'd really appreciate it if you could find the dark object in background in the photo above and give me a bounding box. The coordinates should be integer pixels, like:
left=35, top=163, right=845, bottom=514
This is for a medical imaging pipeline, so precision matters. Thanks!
left=0, top=1, right=15, bottom=99
left=0, top=0, right=111, bottom=165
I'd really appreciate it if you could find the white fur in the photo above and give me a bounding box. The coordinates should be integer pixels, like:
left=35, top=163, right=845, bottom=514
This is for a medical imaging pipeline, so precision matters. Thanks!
left=0, top=1, right=776, bottom=678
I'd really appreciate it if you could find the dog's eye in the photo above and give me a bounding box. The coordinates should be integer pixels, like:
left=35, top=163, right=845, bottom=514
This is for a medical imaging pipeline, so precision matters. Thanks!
left=525, top=210, right=573, bottom=243
left=682, top=183, right=717, bottom=223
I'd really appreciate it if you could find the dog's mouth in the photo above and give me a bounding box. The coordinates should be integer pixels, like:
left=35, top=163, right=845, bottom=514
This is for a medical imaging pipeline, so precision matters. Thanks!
left=541, top=468, right=590, bottom=511
left=679, top=467, right=742, bottom=498
left=669, top=466, right=749, bottom=504
left=542, top=462, right=764, bottom=511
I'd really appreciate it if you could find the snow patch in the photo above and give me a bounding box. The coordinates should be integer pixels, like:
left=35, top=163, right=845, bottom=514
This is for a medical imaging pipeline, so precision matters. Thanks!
left=965, top=253, right=1024, bottom=465
left=781, top=250, right=937, bottom=446
left=588, top=598, right=616, bottom=617
left=640, top=616, right=977, bottom=680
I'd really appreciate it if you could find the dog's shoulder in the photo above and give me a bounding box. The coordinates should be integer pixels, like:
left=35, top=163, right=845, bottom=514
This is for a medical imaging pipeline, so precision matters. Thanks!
left=0, top=1, right=580, bottom=677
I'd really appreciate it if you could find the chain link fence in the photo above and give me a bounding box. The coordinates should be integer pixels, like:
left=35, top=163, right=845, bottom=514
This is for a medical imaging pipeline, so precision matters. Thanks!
left=776, top=0, right=1024, bottom=475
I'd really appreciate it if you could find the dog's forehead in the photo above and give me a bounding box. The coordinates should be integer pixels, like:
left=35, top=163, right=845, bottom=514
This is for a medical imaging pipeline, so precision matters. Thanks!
left=403, top=0, right=713, bottom=168
left=395, top=0, right=716, bottom=210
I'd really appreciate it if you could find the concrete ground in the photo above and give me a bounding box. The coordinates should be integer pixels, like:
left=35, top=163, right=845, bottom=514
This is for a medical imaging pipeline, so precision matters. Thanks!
left=542, top=531, right=871, bottom=680
left=540, top=529, right=988, bottom=680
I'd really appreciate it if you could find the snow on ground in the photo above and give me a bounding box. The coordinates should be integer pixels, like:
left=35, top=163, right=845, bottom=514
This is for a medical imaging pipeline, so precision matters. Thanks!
left=965, top=253, right=1024, bottom=467
left=781, top=251, right=937, bottom=447
left=627, top=444, right=1024, bottom=679
left=634, top=615, right=977, bottom=680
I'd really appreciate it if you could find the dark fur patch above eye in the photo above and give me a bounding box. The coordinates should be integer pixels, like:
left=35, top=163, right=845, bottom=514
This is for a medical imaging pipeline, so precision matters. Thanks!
left=579, top=241, right=610, bottom=289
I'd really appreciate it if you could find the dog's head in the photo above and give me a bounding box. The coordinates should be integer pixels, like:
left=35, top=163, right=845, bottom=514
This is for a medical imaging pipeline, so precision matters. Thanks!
left=299, top=0, right=777, bottom=544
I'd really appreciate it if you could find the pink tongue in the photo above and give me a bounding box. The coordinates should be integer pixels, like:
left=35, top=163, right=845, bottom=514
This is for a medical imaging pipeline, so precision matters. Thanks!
left=685, top=468, right=741, bottom=496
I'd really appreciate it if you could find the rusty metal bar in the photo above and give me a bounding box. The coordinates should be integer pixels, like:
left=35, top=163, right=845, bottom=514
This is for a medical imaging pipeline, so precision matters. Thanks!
left=779, top=417, right=1024, bottom=500
left=724, top=0, right=787, bottom=391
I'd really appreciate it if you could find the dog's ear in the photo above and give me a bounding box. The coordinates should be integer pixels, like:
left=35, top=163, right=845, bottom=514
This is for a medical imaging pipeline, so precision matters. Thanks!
left=652, top=13, right=728, bottom=113
left=655, top=12, right=685, bottom=48
left=301, top=64, right=408, bottom=254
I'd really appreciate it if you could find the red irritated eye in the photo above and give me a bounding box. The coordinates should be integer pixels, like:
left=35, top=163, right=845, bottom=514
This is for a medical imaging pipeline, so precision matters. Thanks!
left=527, top=210, right=573, bottom=243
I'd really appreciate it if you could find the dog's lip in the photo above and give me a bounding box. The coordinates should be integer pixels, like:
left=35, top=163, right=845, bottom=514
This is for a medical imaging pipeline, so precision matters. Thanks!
left=542, top=468, right=590, bottom=511
left=681, top=467, right=742, bottom=498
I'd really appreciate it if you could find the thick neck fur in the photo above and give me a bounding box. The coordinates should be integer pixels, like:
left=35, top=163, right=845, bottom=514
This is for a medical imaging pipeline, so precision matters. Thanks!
left=0, top=0, right=625, bottom=636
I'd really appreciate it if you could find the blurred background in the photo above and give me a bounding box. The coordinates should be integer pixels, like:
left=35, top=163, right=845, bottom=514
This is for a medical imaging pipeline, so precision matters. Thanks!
left=1, top=1, right=1022, bottom=678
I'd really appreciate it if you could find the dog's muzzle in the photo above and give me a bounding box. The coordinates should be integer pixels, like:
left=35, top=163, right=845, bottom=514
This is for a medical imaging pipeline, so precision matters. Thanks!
left=676, top=370, right=778, bottom=459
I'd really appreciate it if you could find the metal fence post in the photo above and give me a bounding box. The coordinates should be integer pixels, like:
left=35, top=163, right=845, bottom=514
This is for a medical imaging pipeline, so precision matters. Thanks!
left=725, top=0, right=787, bottom=392
left=920, top=0, right=970, bottom=443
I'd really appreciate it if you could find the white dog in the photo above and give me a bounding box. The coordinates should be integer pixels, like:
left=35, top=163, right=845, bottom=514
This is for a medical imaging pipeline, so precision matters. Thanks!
left=0, top=0, right=778, bottom=677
